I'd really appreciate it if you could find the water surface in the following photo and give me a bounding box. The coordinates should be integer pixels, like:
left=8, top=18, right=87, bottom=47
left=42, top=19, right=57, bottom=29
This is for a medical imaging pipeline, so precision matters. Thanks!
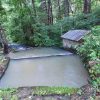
left=0, top=48, right=89, bottom=88
left=8, top=47, right=72, bottom=59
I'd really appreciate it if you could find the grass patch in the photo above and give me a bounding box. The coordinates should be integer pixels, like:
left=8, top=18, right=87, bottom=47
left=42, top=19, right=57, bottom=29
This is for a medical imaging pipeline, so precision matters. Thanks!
left=0, top=88, right=17, bottom=99
left=32, top=87, right=78, bottom=96
left=0, top=87, right=78, bottom=99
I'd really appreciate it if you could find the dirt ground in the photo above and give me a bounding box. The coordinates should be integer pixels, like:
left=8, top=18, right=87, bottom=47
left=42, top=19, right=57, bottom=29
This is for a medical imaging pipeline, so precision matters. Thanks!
left=0, top=57, right=9, bottom=79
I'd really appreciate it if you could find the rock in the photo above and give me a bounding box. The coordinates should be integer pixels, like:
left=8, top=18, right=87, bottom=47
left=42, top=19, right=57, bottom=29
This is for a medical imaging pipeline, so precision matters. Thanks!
left=89, top=60, right=100, bottom=67
left=81, top=84, right=95, bottom=96
left=89, top=61, right=96, bottom=67
left=32, top=96, right=43, bottom=100
left=17, top=87, right=33, bottom=99
left=0, top=66, right=4, bottom=74
left=32, top=96, right=70, bottom=100
left=71, top=85, right=96, bottom=100
left=0, top=66, right=4, bottom=71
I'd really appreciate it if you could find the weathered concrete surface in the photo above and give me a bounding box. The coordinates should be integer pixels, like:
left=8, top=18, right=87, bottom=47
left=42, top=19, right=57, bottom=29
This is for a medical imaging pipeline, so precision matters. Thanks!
left=7, top=47, right=72, bottom=59
left=0, top=48, right=89, bottom=88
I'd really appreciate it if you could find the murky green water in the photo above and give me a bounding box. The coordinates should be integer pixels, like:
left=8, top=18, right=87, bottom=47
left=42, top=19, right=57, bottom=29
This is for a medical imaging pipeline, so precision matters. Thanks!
left=0, top=48, right=89, bottom=88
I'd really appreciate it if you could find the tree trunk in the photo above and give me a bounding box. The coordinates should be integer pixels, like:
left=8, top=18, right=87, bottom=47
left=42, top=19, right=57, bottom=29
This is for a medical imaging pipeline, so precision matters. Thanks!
left=83, top=0, right=91, bottom=14
left=57, top=0, right=61, bottom=19
left=32, top=0, right=37, bottom=16
left=0, top=2, right=8, bottom=54
left=47, top=0, right=53, bottom=25
left=41, top=0, right=48, bottom=24
left=41, top=0, right=48, bottom=13
left=0, top=27, right=8, bottom=54
left=64, top=0, right=70, bottom=17
left=3, top=43, right=8, bottom=54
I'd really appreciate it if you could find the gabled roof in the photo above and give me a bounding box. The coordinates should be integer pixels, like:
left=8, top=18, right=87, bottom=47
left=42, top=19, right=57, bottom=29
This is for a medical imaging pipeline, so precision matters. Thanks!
left=61, top=30, right=90, bottom=41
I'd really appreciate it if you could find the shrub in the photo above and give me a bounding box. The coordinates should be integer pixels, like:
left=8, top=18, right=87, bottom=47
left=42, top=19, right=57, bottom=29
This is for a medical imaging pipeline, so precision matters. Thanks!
left=77, top=26, right=100, bottom=91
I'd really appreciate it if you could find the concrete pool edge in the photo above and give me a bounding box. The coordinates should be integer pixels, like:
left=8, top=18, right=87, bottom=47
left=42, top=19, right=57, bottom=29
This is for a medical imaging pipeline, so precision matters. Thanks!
left=10, top=53, right=74, bottom=60
left=8, top=47, right=73, bottom=59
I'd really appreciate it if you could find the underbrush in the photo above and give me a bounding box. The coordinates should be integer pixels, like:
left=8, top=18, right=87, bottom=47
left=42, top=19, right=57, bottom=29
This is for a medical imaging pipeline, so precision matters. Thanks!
left=77, top=26, right=100, bottom=92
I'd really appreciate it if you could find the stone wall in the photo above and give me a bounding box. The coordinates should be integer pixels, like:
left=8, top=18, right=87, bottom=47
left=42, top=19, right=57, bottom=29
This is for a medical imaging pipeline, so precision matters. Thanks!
left=62, top=39, right=80, bottom=48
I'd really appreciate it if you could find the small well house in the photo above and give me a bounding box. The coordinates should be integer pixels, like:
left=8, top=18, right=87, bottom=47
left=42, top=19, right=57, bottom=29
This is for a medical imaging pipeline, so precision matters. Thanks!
left=61, top=30, right=90, bottom=48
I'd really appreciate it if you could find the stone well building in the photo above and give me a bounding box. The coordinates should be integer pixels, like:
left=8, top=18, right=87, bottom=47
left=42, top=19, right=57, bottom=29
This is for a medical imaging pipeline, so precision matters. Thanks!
left=61, top=30, right=90, bottom=48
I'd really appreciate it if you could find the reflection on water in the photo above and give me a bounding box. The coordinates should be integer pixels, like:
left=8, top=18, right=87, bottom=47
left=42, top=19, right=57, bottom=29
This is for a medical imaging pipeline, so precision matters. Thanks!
left=0, top=48, right=89, bottom=88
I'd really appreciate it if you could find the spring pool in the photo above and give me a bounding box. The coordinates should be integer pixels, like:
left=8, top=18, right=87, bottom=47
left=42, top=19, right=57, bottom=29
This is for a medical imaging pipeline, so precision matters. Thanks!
left=0, top=47, right=89, bottom=88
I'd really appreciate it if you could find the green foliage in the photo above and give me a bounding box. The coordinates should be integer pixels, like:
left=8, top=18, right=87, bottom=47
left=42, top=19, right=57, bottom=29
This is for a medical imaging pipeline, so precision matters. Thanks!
left=1, top=0, right=100, bottom=48
left=71, top=7, right=100, bottom=29
left=77, top=26, right=100, bottom=89
left=5, top=11, right=62, bottom=46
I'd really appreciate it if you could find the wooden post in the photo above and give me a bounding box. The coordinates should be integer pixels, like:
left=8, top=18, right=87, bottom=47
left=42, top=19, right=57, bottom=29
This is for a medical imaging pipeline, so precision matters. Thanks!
left=83, top=0, right=91, bottom=14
